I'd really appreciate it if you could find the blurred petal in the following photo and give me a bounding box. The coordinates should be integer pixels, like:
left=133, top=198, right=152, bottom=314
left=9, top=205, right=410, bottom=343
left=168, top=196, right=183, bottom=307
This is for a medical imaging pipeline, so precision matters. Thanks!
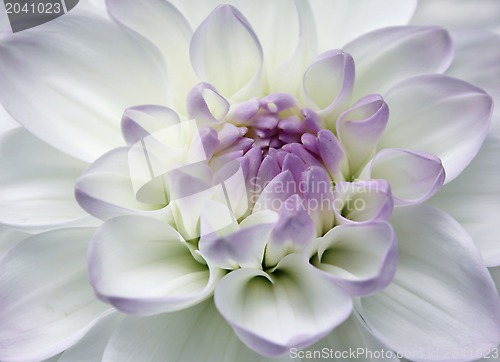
left=428, top=121, right=500, bottom=266
left=190, top=5, right=264, bottom=100
left=0, top=226, right=28, bottom=261
left=187, top=82, right=230, bottom=126
left=0, top=129, right=98, bottom=232
left=0, top=228, right=110, bottom=362
left=360, top=148, right=445, bottom=206
left=0, top=14, right=169, bottom=162
left=88, top=215, right=223, bottom=316
left=312, top=222, right=397, bottom=296
left=102, top=299, right=297, bottom=362
left=380, top=74, right=493, bottom=182
left=310, top=0, right=417, bottom=52
left=344, top=26, right=453, bottom=99
left=360, top=206, right=500, bottom=361
left=215, top=254, right=352, bottom=357
left=106, top=0, right=197, bottom=111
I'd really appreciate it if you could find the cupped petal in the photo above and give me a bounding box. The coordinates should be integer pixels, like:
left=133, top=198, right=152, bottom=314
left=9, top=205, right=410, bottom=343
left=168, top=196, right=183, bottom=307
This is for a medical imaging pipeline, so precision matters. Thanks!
left=215, top=253, right=353, bottom=357
left=187, top=82, right=230, bottom=126
left=301, top=50, right=355, bottom=122
left=311, top=222, right=397, bottom=296
left=360, top=205, right=500, bottom=361
left=88, top=215, right=223, bottom=316
left=265, top=194, right=316, bottom=267
left=310, top=0, right=417, bottom=52
left=106, top=0, right=197, bottom=111
left=305, top=314, right=398, bottom=362
left=254, top=170, right=296, bottom=213
left=428, top=121, right=500, bottom=267
left=360, top=148, right=445, bottom=206
left=0, top=129, right=98, bottom=232
left=0, top=14, right=169, bottom=162
left=102, top=299, right=297, bottom=362
left=199, top=210, right=279, bottom=270
left=58, top=312, right=123, bottom=362
left=190, top=4, right=264, bottom=100
left=333, top=180, right=393, bottom=224
left=317, top=129, right=348, bottom=181
left=380, top=74, right=492, bottom=182
left=75, top=148, right=170, bottom=221
left=337, top=95, right=389, bottom=177
left=0, top=228, right=111, bottom=362
left=343, top=26, right=453, bottom=99
left=446, top=31, right=500, bottom=116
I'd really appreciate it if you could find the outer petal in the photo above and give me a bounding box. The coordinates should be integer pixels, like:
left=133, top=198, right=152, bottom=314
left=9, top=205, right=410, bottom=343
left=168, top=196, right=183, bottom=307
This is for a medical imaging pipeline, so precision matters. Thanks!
left=380, top=74, right=493, bottom=182
left=75, top=148, right=170, bottom=221
left=0, top=129, right=98, bottom=232
left=190, top=5, right=264, bottom=100
left=106, top=0, right=197, bottom=112
left=0, top=14, right=169, bottom=162
left=0, top=228, right=111, bottom=362
left=0, top=105, right=18, bottom=135
left=102, top=299, right=298, bottom=362
left=88, top=215, right=223, bottom=316
left=343, top=26, right=453, bottom=99
left=360, top=148, right=445, bottom=206
left=215, top=253, right=353, bottom=357
left=360, top=205, right=500, bottom=361
left=0, top=225, right=28, bottom=261
left=428, top=121, right=500, bottom=266
left=311, top=222, right=397, bottom=296
left=310, top=0, right=417, bottom=52
left=58, top=312, right=123, bottom=362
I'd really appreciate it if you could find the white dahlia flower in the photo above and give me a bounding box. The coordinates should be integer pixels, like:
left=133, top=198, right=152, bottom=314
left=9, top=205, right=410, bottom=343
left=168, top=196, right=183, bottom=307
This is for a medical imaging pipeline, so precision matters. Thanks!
left=0, top=1, right=499, bottom=361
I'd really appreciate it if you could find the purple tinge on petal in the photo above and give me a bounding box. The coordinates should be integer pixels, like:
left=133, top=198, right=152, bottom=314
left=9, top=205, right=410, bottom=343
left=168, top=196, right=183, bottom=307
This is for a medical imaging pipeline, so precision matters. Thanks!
left=187, top=82, right=230, bottom=126
left=120, top=105, right=180, bottom=146
left=301, top=166, right=335, bottom=236
left=265, top=194, right=316, bottom=267
left=215, top=123, right=248, bottom=153
left=333, top=179, right=394, bottom=224
left=261, top=93, right=299, bottom=113
left=337, top=94, right=389, bottom=177
left=226, top=97, right=261, bottom=124
left=317, top=129, right=347, bottom=181
left=254, top=170, right=296, bottom=213
left=198, top=126, right=220, bottom=160
left=312, top=221, right=397, bottom=296
left=281, top=153, right=307, bottom=185
left=360, top=148, right=446, bottom=205
left=302, top=50, right=355, bottom=126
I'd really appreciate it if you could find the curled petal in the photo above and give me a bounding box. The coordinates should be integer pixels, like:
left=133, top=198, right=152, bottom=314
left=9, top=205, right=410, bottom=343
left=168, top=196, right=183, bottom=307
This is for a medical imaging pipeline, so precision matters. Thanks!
left=381, top=74, right=493, bottom=182
left=360, top=148, right=445, bottom=205
left=311, top=222, right=397, bottom=296
left=187, top=83, right=230, bottom=126
left=214, top=254, right=352, bottom=357
left=88, top=215, right=224, bottom=316
left=190, top=5, right=264, bottom=100
left=333, top=180, right=394, bottom=224
left=302, top=50, right=355, bottom=124
left=317, top=129, right=348, bottom=181
left=337, top=95, right=389, bottom=176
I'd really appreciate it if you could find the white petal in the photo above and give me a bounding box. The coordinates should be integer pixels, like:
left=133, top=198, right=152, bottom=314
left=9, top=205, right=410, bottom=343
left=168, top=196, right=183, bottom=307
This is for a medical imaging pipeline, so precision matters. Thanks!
left=380, top=74, right=493, bottom=182
left=411, top=0, right=500, bottom=34
left=88, top=215, right=223, bottom=316
left=190, top=5, right=264, bottom=100
left=343, top=26, right=453, bottom=99
left=312, top=222, right=397, bottom=296
left=59, top=312, right=122, bottom=362
left=215, top=254, right=352, bottom=357
left=106, top=0, right=197, bottom=112
left=310, top=0, right=418, bottom=52
left=360, top=205, right=500, bottom=361
left=102, top=299, right=297, bottom=362
left=446, top=31, right=500, bottom=117
left=428, top=121, right=500, bottom=266
left=305, top=314, right=398, bottom=361
left=0, top=228, right=111, bottom=362
left=0, top=225, right=28, bottom=261
left=360, top=148, right=445, bottom=206
left=0, top=129, right=98, bottom=232
left=0, top=105, right=18, bottom=135
left=0, top=13, right=169, bottom=162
